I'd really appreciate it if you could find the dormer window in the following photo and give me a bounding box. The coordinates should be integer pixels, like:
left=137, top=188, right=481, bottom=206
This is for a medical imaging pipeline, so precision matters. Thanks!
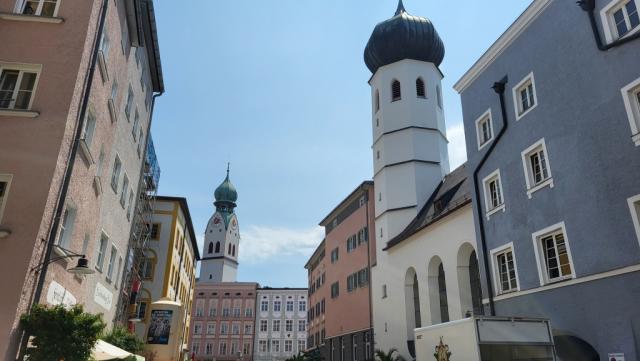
left=416, top=78, right=426, bottom=98
left=391, top=80, right=401, bottom=102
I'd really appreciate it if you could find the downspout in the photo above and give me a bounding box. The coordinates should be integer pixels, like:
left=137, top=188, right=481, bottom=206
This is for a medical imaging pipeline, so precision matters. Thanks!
left=364, top=186, right=374, bottom=358
left=472, top=76, right=509, bottom=317
left=577, top=0, right=640, bottom=50
left=19, top=0, right=110, bottom=358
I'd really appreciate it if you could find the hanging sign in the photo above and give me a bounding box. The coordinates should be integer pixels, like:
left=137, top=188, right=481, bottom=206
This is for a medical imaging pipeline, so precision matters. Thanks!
left=609, top=353, right=625, bottom=361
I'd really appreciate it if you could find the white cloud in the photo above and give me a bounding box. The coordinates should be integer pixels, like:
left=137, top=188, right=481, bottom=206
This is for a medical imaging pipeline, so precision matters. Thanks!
left=447, top=123, right=467, bottom=169
left=238, top=225, right=324, bottom=263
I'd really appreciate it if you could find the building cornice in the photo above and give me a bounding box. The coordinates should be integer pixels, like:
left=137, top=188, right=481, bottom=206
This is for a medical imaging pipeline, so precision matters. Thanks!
left=453, top=0, right=553, bottom=93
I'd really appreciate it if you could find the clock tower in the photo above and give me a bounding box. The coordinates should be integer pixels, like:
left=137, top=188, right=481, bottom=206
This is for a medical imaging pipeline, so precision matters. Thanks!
left=200, top=167, right=240, bottom=283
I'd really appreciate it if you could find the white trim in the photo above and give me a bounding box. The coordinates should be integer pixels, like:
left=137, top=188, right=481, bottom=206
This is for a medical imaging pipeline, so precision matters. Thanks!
left=0, top=109, right=39, bottom=117
left=621, top=75, right=640, bottom=146
left=483, top=264, right=640, bottom=303
left=475, top=108, right=494, bottom=150
left=0, top=174, right=13, bottom=224
left=600, top=0, right=640, bottom=43
left=531, top=221, right=576, bottom=286
left=512, top=72, right=538, bottom=121
left=628, top=194, right=640, bottom=248
left=0, top=12, right=63, bottom=22
left=521, top=138, right=554, bottom=198
left=14, top=0, right=62, bottom=17
left=454, top=0, right=553, bottom=93
left=482, top=169, right=506, bottom=220
left=0, top=62, right=42, bottom=111
left=489, top=242, right=521, bottom=295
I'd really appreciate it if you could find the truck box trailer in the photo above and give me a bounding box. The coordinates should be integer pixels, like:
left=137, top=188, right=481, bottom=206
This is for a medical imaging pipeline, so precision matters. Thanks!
left=415, top=316, right=556, bottom=361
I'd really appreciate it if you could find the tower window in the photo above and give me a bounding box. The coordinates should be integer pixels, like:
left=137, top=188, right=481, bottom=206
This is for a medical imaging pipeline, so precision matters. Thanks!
left=215, top=241, right=220, bottom=253
left=232, top=245, right=236, bottom=257
left=416, top=78, right=426, bottom=98
left=228, top=243, right=232, bottom=254
left=391, top=80, right=401, bottom=102
left=208, top=242, right=214, bottom=254
left=374, top=89, right=380, bottom=112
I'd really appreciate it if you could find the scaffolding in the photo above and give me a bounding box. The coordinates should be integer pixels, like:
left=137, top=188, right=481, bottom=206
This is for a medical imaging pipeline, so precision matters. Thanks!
left=114, top=135, right=161, bottom=327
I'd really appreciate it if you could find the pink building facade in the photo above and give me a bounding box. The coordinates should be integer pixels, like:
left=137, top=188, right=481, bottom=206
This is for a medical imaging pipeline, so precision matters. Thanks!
left=189, top=282, right=258, bottom=361
left=0, top=0, right=163, bottom=359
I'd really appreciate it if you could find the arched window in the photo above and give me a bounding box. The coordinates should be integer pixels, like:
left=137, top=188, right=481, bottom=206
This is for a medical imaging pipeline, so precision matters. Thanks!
left=208, top=242, right=214, bottom=254
left=438, top=263, right=450, bottom=322
left=404, top=267, right=421, bottom=342
left=374, top=89, right=380, bottom=112
left=232, top=245, right=236, bottom=257
left=412, top=273, right=422, bottom=328
left=215, top=241, right=220, bottom=253
left=228, top=243, right=232, bottom=254
left=391, top=80, right=401, bottom=101
left=416, top=78, right=426, bottom=98
left=469, top=251, right=483, bottom=315
left=436, top=85, right=443, bottom=108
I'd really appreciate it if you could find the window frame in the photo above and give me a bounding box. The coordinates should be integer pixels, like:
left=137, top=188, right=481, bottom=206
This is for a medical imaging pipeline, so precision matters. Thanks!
left=601, top=0, right=640, bottom=42
left=124, top=86, right=134, bottom=121
left=56, top=200, right=76, bottom=249
left=475, top=109, right=494, bottom=150
left=621, top=76, right=640, bottom=146
left=16, top=0, right=61, bottom=17
left=0, top=174, right=12, bottom=225
left=482, top=169, right=505, bottom=219
left=391, top=79, right=401, bottom=102
left=119, top=173, right=129, bottom=207
left=95, top=231, right=109, bottom=271
left=531, top=222, right=576, bottom=286
left=628, top=195, right=640, bottom=248
left=490, top=242, right=520, bottom=295
left=512, top=72, right=538, bottom=120
left=0, top=63, right=41, bottom=111
left=110, top=155, right=122, bottom=192
left=521, top=138, right=554, bottom=198
left=106, top=244, right=117, bottom=282
left=416, top=77, right=426, bottom=98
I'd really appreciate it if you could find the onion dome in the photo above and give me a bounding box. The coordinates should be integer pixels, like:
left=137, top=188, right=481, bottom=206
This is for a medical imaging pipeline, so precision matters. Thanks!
left=364, top=0, right=445, bottom=74
left=214, top=165, right=238, bottom=206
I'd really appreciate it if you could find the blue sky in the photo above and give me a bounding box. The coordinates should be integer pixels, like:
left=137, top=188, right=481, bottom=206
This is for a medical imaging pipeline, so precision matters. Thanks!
left=151, top=0, right=531, bottom=287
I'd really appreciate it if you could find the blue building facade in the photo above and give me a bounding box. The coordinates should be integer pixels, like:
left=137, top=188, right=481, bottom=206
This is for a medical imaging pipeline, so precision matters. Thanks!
left=455, top=0, right=640, bottom=359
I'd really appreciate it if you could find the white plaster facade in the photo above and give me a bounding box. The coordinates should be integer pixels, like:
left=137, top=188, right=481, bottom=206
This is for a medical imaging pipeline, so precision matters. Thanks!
left=200, top=210, right=240, bottom=283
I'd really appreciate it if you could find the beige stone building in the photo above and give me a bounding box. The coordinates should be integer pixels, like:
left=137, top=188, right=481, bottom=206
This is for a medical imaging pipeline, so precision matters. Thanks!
left=0, top=0, right=164, bottom=359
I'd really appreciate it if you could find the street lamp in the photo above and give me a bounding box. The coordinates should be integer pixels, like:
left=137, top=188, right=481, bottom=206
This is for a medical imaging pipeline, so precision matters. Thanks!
left=32, top=245, right=95, bottom=275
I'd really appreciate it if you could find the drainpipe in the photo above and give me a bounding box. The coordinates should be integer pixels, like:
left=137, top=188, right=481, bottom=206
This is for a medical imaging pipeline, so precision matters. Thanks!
left=472, top=76, right=509, bottom=317
left=364, top=186, right=374, bottom=357
left=18, top=0, right=110, bottom=358
left=577, top=0, right=640, bottom=50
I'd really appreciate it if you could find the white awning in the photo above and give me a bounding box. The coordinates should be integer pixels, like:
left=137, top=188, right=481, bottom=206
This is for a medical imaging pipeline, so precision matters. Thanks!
left=92, top=340, right=141, bottom=360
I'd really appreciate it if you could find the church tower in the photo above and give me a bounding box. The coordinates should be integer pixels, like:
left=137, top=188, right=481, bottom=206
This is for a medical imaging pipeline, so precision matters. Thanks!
left=364, top=0, right=449, bottom=249
left=200, top=167, right=240, bottom=282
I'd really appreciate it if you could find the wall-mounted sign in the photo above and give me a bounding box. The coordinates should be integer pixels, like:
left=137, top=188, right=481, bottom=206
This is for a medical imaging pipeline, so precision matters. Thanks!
left=609, top=353, right=625, bottom=361
left=94, top=282, right=113, bottom=310
left=46, top=281, right=76, bottom=307
left=147, top=309, right=173, bottom=345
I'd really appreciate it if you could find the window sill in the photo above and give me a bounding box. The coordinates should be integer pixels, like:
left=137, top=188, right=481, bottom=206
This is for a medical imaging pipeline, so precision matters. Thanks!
left=478, top=138, right=493, bottom=151
left=632, top=132, right=640, bottom=146
left=485, top=204, right=505, bottom=220
left=0, top=109, right=39, bottom=117
left=108, top=99, right=118, bottom=123
left=543, top=275, right=574, bottom=286
left=614, top=25, right=640, bottom=43
left=93, top=176, right=102, bottom=196
left=98, top=52, right=109, bottom=83
left=526, top=177, right=554, bottom=199
left=515, top=103, right=537, bottom=121
left=0, top=12, right=64, bottom=23
left=78, top=139, right=94, bottom=167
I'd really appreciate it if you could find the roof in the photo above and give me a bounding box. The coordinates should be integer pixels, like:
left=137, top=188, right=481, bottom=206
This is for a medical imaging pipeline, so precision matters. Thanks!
left=258, top=287, right=308, bottom=291
left=319, top=181, right=374, bottom=226
left=364, top=0, right=445, bottom=74
left=384, top=163, right=472, bottom=251
left=140, top=0, right=164, bottom=92
left=304, top=238, right=326, bottom=269
left=155, top=195, right=200, bottom=260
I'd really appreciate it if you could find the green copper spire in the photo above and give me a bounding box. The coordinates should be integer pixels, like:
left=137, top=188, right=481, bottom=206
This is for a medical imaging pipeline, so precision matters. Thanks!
left=214, top=164, right=238, bottom=210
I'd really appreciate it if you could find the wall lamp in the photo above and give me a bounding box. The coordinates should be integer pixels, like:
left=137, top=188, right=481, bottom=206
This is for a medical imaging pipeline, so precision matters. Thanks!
left=32, top=245, right=96, bottom=275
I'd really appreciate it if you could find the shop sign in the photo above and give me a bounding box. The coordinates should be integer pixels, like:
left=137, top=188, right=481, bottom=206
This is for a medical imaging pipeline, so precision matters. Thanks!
left=46, top=281, right=77, bottom=307
left=94, top=282, right=113, bottom=310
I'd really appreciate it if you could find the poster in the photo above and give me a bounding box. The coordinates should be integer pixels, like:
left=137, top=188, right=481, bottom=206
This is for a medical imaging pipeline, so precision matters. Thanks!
left=147, top=309, right=173, bottom=344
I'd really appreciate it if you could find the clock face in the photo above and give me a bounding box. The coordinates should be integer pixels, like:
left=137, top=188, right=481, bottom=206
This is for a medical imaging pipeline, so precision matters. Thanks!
left=231, top=218, right=238, bottom=230
left=213, top=216, right=221, bottom=225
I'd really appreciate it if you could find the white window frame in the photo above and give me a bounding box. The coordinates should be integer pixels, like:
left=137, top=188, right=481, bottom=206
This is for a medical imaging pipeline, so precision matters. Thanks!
left=475, top=108, right=494, bottom=150
left=272, top=319, right=280, bottom=332
left=0, top=63, right=41, bottom=111
left=259, top=319, right=268, bottom=332
left=628, top=194, right=640, bottom=247
left=56, top=199, right=76, bottom=249
left=124, top=86, right=134, bottom=121
left=259, top=340, right=268, bottom=353
left=110, top=155, right=121, bottom=192
left=521, top=138, right=554, bottom=198
left=482, top=169, right=505, bottom=219
left=119, top=173, right=129, bottom=207
left=106, top=244, right=117, bottom=282
left=95, top=231, right=109, bottom=271
left=272, top=340, right=280, bottom=353
left=0, top=174, right=13, bottom=224
left=601, top=0, right=640, bottom=42
left=531, top=222, right=576, bottom=286
left=15, top=0, right=61, bottom=17
left=621, top=76, right=640, bottom=146
left=490, top=242, right=520, bottom=295
left=512, top=72, right=538, bottom=120
left=284, top=340, right=293, bottom=353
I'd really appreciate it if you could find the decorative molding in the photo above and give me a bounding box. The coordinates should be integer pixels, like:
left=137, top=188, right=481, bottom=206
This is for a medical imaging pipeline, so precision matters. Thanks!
left=0, top=12, right=64, bottom=23
left=373, top=159, right=440, bottom=177
left=453, top=0, right=553, bottom=93
left=483, top=264, right=640, bottom=303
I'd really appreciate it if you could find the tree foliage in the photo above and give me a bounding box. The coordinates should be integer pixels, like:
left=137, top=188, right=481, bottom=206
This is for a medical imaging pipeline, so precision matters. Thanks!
left=20, top=304, right=105, bottom=361
left=101, top=326, right=144, bottom=353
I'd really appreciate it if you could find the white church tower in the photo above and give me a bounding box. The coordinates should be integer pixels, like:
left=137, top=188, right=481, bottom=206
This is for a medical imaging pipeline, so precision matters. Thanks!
left=365, top=0, right=449, bottom=248
left=200, top=167, right=240, bottom=282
